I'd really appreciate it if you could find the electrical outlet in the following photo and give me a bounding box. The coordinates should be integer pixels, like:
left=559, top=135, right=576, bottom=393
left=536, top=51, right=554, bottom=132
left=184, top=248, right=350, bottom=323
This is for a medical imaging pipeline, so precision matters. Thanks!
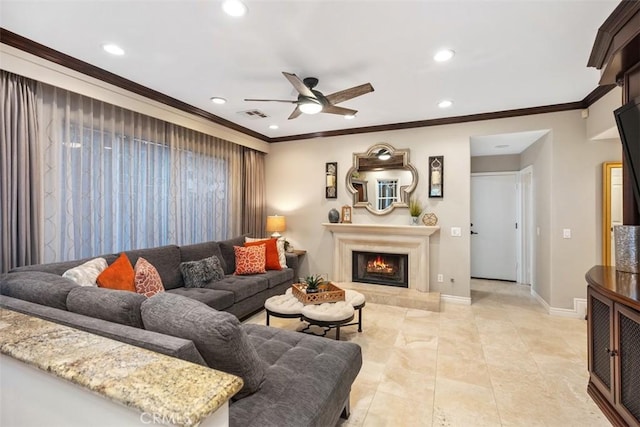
left=563, top=228, right=571, bottom=239
left=437, top=274, right=444, bottom=282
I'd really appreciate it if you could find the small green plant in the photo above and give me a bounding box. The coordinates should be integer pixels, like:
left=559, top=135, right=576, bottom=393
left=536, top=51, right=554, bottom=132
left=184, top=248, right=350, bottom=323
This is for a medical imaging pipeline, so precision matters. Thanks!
left=304, top=274, right=323, bottom=291
left=409, top=198, right=423, bottom=217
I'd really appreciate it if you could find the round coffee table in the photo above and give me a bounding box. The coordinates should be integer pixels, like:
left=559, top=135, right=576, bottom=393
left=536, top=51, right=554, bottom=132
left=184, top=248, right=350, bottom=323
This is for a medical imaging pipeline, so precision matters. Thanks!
left=264, top=289, right=365, bottom=340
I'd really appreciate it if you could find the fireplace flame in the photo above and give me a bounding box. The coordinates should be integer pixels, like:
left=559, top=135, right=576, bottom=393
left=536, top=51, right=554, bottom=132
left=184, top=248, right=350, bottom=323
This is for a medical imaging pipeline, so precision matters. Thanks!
left=366, top=255, right=396, bottom=274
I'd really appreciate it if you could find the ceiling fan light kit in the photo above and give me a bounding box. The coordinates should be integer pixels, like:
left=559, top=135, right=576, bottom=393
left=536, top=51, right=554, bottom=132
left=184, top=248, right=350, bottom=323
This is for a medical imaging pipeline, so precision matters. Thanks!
left=245, top=71, right=374, bottom=120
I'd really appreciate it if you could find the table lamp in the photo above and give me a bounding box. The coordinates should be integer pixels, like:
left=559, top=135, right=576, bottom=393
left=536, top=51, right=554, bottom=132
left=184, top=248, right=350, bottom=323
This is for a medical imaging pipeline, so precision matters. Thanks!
left=266, top=215, right=286, bottom=238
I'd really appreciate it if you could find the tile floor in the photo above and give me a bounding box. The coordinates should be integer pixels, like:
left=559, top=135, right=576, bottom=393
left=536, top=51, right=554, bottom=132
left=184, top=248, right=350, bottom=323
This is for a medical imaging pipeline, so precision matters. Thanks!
left=246, top=279, right=611, bottom=426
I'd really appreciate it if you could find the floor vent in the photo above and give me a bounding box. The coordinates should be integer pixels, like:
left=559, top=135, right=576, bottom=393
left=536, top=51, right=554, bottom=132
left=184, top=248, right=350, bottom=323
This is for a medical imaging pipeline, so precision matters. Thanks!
left=237, top=109, right=269, bottom=119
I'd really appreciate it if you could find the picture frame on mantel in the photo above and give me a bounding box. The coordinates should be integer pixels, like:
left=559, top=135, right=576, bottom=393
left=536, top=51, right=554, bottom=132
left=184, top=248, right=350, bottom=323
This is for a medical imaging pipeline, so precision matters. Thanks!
left=325, top=162, right=337, bottom=199
left=428, top=156, right=444, bottom=198
left=341, top=205, right=352, bottom=223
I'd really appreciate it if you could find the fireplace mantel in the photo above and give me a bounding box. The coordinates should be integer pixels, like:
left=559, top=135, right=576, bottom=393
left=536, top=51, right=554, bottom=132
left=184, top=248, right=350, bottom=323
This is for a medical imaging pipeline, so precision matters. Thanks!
left=322, top=223, right=440, bottom=292
left=322, top=223, right=439, bottom=236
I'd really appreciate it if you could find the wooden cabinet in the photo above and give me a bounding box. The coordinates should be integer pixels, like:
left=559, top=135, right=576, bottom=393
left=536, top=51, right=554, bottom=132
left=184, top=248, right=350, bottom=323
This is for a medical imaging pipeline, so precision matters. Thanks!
left=586, top=266, right=640, bottom=427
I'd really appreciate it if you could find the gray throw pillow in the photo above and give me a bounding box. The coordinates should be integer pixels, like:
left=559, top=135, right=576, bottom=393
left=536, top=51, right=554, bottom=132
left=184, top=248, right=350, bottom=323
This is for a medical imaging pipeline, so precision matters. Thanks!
left=140, top=292, right=266, bottom=399
left=180, top=256, right=224, bottom=288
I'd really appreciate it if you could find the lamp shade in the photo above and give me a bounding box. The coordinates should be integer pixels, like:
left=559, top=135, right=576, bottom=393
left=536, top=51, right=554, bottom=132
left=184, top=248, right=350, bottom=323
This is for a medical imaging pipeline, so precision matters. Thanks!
left=266, top=215, right=286, bottom=238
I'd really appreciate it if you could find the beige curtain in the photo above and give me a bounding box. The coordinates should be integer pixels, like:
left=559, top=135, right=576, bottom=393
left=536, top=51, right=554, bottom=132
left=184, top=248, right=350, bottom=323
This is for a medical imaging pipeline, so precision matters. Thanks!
left=0, top=71, right=42, bottom=273
left=39, top=84, right=248, bottom=262
left=242, top=149, right=266, bottom=237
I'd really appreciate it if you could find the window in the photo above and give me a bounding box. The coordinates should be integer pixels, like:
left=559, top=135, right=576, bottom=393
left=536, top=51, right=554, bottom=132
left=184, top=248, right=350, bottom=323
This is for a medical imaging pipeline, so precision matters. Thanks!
left=377, top=179, right=398, bottom=210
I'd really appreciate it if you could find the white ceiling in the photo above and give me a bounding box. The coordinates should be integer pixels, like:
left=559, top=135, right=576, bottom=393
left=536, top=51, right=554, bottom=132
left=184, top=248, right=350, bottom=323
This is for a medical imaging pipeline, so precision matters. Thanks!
left=0, top=0, right=619, bottom=141
left=470, top=129, right=549, bottom=157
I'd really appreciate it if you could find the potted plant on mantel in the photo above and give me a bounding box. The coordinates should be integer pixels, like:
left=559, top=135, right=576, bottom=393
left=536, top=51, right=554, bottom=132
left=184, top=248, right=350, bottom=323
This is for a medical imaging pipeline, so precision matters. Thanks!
left=409, top=198, right=423, bottom=225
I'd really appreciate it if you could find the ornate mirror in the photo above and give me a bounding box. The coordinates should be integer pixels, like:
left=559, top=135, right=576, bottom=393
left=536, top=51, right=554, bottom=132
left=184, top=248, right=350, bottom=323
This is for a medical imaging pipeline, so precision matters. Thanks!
left=346, top=143, right=418, bottom=215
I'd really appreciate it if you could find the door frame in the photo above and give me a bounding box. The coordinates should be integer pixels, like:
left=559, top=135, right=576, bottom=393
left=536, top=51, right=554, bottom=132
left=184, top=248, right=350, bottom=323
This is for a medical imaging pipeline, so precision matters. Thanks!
left=470, top=168, right=534, bottom=285
left=517, top=166, right=534, bottom=285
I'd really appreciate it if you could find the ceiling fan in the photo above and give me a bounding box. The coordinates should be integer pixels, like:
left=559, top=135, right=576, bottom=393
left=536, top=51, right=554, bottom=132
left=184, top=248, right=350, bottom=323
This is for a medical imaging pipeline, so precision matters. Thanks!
left=244, top=72, right=374, bottom=120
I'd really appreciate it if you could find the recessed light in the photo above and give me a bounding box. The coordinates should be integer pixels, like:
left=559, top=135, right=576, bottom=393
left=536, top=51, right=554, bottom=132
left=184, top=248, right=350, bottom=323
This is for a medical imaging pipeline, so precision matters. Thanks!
left=222, top=0, right=248, bottom=17
left=102, top=44, right=125, bottom=56
left=344, top=114, right=356, bottom=120
left=269, top=124, right=279, bottom=130
left=434, top=49, right=455, bottom=62
left=438, top=100, right=453, bottom=108
left=210, top=97, right=227, bottom=105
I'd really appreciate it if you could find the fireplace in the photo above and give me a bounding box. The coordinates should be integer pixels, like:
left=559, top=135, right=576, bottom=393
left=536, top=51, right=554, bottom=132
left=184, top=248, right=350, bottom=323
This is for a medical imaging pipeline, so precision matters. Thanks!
left=352, top=251, right=409, bottom=287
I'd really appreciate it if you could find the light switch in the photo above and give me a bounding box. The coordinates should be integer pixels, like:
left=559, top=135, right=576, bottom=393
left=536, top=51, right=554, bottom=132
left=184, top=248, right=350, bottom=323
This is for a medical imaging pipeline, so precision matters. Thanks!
left=563, top=228, right=571, bottom=239
left=451, top=227, right=462, bottom=237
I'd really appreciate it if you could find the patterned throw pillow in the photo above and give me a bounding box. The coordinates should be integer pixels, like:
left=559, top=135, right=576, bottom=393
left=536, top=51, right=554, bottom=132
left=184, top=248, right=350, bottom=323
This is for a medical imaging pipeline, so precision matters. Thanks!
left=180, top=255, right=225, bottom=288
left=97, top=253, right=136, bottom=292
left=244, top=238, right=282, bottom=270
left=134, top=257, right=165, bottom=297
left=234, top=245, right=266, bottom=275
left=63, top=257, right=108, bottom=286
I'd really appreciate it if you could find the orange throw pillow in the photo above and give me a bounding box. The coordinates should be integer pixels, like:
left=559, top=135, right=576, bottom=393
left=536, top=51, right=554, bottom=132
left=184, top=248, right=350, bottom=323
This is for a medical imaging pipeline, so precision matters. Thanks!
left=244, top=238, right=282, bottom=270
left=234, top=245, right=266, bottom=275
left=97, top=253, right=136, bottom=292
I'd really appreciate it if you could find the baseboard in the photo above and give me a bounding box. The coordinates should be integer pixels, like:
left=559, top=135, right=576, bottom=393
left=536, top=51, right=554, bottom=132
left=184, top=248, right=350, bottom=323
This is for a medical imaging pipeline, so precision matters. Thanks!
left=440, top=294, right=472, bottom=305
left=530, top=289, right=587, bottom=319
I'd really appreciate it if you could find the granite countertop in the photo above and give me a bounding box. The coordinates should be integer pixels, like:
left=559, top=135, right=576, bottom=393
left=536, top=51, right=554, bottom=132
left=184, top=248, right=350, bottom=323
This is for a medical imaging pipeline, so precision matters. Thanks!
left=0, top=308, right=243, bottom=427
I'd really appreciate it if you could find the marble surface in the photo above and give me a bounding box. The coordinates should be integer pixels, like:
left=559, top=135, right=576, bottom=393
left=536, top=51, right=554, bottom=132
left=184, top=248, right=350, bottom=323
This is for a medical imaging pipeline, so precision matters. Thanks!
left=0, top=308, right=243, bottom=427
left=247, top=279, right=609, bottom=426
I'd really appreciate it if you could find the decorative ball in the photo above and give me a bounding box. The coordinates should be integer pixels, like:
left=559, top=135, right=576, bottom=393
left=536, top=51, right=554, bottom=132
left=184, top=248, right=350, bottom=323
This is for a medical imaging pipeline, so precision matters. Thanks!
left=422, top=212, right=438, bottom=226
left=328, top=208, right=340, bottom=223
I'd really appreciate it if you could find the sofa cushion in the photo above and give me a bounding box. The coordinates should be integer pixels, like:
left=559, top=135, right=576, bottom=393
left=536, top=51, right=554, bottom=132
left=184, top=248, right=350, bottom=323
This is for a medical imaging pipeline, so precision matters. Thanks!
left=179, top=241, right=227, bottom=273
left=166, top=288, right=234, bottom=311
left=233, top=245, right=266, bottom=275
left=206, top=275, right=268, bottom=303
left=97, top=253, right=136, bottom=292
left=0, top=271, right=79, bottom=311
left=218, top=234, right=250, bottom=275
left=134, top=257, right=165, bottom=297
left=180, top=256, right=225, bottom=288
left=233, top=324, right=363, bottom=427
left=260, top=269, right=295, bottom=289
left=124, top=245, right=182, bottom=290
left=141, top=293, right=267, bottom=399
left=66, top=286, right=146, bottom=328
left=62, top=257, right=108, bottom=287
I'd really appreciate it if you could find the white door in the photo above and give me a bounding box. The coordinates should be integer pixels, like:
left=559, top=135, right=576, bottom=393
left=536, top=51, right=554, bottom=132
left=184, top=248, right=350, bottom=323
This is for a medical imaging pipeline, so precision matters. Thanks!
left=471, top=173, right=517, bottom=281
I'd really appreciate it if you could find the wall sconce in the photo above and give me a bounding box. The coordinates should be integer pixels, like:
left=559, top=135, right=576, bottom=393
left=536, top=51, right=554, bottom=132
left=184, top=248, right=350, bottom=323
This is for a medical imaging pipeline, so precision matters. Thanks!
left=429, top=156, right=444, bottom=198
left=326, top=162, right=337, bottom=199
left=266, top=215, right=286, bottom=238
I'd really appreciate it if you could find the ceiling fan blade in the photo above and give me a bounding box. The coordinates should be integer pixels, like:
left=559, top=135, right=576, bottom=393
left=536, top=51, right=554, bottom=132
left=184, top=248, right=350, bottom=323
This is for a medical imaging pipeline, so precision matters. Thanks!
left=288, top=106, right=303, bottom=120
left=282, top=72, right=315, bottom=98
left=322, top=105, right=357, bottom=116
left=244, top=98, right=297, bottom=103
left=325, top=83, right=374, bottom=105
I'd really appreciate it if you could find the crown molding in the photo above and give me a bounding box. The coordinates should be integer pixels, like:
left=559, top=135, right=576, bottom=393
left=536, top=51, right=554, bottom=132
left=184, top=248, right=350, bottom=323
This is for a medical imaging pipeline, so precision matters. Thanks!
left=1, top=27, right=614, bottom=144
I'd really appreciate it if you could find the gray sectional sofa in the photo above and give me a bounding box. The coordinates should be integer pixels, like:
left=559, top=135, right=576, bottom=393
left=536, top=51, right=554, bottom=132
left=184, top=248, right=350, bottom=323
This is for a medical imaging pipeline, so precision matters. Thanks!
left=0, top=236, right=363, bottom=426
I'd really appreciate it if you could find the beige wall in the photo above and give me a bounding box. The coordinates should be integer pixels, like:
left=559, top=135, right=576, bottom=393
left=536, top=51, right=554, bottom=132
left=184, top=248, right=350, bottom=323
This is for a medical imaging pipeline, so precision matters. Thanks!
left=586, top=86, right=623, bottom=141
left=266, top=110, right=622, bottom=309
left=471, top=155, right=521, bottom=173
